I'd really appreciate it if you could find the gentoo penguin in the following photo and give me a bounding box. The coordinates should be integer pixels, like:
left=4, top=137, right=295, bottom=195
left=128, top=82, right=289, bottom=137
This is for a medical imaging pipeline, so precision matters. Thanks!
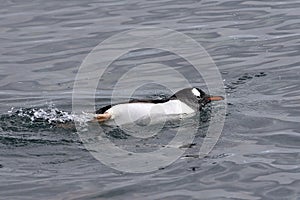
left=94, top=88, right=223, bottom=125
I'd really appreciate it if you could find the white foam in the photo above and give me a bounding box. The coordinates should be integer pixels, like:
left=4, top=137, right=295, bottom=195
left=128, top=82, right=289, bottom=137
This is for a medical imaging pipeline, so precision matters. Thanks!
left=12, top=106, right=93, bottom=126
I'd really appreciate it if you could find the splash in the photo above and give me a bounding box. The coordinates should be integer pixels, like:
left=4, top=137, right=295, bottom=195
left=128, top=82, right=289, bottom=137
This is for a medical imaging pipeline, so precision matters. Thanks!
left=6, top=106, right=94, bottom=127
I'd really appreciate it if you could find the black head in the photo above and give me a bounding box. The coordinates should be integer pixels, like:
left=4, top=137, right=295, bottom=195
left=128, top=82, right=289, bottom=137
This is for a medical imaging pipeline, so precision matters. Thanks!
left=191, top=88, right=210, bottom=106
left=170, top=88, right=224, bottom=110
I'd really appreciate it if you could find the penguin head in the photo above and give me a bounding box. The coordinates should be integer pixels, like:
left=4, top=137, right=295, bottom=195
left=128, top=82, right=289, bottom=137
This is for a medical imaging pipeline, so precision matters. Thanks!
left=171, top=87, right=224, bottom=110
left=191, top=88, right=209, bottom=106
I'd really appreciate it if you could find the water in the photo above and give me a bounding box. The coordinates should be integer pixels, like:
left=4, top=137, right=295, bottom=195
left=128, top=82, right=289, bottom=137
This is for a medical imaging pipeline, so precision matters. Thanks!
left=1, top=0, right=300, bottom=199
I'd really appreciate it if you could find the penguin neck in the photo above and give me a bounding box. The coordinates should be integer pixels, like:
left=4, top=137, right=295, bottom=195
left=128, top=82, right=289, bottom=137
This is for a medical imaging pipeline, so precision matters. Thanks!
left=169, top=95, right=200, bottom=111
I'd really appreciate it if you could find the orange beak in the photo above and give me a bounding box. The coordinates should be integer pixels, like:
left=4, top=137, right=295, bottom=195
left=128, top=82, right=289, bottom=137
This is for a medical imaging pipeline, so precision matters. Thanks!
left=206, top=96, right=224, bottom=101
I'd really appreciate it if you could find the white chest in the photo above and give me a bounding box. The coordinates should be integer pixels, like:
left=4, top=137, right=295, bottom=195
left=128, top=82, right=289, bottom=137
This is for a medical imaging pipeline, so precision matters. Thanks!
left=105, top=100, right=195, bottom=125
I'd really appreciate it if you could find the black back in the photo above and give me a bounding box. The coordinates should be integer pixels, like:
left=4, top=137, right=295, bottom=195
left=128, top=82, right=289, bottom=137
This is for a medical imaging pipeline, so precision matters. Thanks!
left=95, top=98, right=170, bottom=114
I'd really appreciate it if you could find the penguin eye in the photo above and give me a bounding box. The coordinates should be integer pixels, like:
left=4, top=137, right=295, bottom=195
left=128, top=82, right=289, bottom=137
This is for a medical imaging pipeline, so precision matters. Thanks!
left=199, top=90, right=206, bottom=98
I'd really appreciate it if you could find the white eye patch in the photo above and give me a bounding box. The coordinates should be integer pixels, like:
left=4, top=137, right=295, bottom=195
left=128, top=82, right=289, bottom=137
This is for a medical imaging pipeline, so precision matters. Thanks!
left=192, top=88, right=201, bottom=97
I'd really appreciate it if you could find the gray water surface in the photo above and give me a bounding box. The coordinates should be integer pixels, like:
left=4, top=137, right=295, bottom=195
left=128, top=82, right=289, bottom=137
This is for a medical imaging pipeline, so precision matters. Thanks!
left=1, top=0, right=300, bottom=199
